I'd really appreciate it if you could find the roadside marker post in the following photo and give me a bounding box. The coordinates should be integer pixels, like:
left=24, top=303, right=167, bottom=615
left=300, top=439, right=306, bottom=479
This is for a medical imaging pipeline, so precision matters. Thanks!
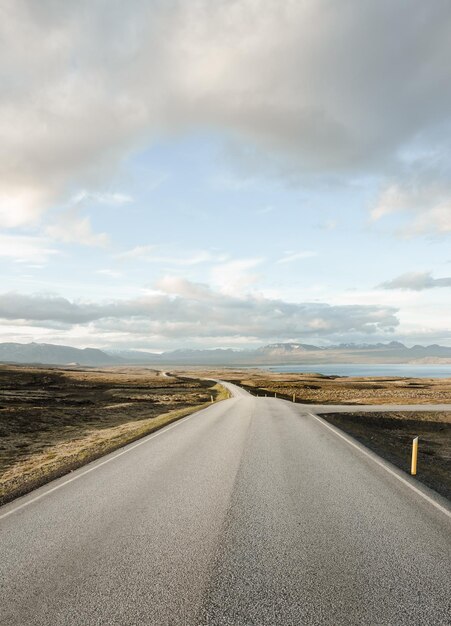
left=411, top=437, right=419, bottom=475
left=210, top=395, right=214, bottom=403
left=275, top=392, right=277, bottom=398
left=293, top=393, right=296, bottom=403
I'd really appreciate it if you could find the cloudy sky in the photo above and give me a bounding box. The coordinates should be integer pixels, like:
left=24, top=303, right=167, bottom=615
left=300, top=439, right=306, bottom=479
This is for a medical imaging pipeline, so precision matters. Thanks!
left=1, top=0, right=451, bottom=351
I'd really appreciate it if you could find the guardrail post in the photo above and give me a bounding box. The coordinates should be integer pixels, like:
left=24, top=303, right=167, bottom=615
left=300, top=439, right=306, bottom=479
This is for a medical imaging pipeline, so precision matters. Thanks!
left=411, top=437, right=418, bottom=475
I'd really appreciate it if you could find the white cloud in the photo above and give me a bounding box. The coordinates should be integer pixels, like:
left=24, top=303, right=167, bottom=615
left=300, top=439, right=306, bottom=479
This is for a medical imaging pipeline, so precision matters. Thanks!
left=407, top=206, right=451, bottom=236
left=96, top=269, right=123, bottom=279
left=117, top=245, right=227, bottom=265
left=46, top=208, right=109, bottom=247
left=1, top=1, right=451, bottom=221
left=372, top=184, right=406, bottom=221
left=0, top=189, right=50, bottom=228
left=276, top=251, right=317, bottom=264
left=155, top=276, right=213, bottom=300
left=71, top=191, right=133, bottom=205
left=211, top=258, right=263, bottom=294
left=0, top=283, right=399, bottom=343
left=0, top=234, right=58, bottom=263
left=379, top=272, right=451, bottom=291
left=372, top=182, right=451, bottom=236
left=153, top=251, right=226, bottom=266
left=116, top=245, right=155, bottom=260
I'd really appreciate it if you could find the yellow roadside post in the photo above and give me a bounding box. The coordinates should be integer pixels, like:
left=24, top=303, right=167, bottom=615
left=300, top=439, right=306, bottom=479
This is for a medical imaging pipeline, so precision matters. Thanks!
left=210, top=395, right=214, bottom=403
left=411, top=437, right=419, bottom=475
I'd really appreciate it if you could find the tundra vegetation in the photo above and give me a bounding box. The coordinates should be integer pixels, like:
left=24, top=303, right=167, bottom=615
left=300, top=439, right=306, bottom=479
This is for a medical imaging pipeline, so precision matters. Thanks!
left=0, top=365, right=228, bottom=505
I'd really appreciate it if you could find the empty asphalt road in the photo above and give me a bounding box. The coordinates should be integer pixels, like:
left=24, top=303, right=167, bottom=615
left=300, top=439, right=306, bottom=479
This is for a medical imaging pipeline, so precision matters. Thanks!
left=1, top=382, right=450, bottom=625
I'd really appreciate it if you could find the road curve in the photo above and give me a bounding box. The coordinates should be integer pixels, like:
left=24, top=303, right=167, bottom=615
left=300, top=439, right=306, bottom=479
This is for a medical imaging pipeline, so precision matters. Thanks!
left=1, top=382, right=450, bottom=625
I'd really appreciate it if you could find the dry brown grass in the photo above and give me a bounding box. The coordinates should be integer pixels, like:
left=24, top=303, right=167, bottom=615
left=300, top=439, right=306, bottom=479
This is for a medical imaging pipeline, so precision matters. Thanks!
left=187, top=368, right=451, bottom=405
left=0, top=365, right=228, bottom=504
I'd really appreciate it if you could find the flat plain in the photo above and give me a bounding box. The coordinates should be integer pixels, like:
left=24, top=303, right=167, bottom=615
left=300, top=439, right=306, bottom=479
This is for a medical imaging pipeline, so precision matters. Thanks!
left=198, top=367, right=451, bottom=404
left=1, top=364, right=450, bottom=506
left=0, top=365, right=225, bottom=505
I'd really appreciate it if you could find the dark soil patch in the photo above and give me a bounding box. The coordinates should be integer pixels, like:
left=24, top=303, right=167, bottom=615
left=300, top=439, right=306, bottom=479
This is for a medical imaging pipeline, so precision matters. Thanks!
left=320, top=412, right=451, bottom=501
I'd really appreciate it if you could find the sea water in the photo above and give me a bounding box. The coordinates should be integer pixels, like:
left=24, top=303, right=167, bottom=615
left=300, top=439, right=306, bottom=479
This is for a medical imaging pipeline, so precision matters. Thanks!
left=265, top=363, right=451, bottom=378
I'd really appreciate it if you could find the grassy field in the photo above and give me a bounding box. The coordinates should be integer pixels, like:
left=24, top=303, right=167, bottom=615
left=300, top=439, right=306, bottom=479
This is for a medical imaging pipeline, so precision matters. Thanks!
left=201, top=368, right=451, bottom=405
left=0, top=365, right=229, bottom=505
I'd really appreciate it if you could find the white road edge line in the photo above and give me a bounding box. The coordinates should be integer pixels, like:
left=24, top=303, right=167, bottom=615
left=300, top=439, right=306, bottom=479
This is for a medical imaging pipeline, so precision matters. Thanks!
left=0, top=404, right=215, bottom=522
left=307, top=411, right=451, bottom=520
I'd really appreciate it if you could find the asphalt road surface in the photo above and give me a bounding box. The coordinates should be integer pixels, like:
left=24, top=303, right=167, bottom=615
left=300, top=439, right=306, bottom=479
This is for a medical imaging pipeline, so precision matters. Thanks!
left=1, top=383, right=450, bottom=625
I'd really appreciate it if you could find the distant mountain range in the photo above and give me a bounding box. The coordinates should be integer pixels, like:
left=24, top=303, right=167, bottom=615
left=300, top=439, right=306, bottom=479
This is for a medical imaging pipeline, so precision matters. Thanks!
left=0, top=342, right=118, bottom=366
left=1, top=341, right=451, bottom=367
